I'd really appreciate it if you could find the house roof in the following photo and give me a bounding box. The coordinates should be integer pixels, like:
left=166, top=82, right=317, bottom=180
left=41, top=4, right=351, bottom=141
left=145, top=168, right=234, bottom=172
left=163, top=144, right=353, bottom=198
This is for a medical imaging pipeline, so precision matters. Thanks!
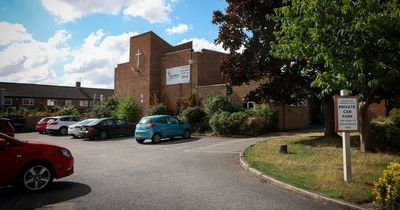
left=0, top=82, right=114, bottom=100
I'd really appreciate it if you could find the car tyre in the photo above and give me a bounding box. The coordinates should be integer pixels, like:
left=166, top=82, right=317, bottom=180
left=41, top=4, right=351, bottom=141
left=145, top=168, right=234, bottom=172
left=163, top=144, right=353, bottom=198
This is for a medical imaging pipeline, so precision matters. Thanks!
left=59, top=127, right=68, bottom=135
left=151, top=133, right=162, bottom=144
left=183, top=130, right=191, bottom=139
left=136, top=139, right=145, bottom=144
left=19, top=163, right=54, bottom=192
left=99, top=131, right=108, bottom=140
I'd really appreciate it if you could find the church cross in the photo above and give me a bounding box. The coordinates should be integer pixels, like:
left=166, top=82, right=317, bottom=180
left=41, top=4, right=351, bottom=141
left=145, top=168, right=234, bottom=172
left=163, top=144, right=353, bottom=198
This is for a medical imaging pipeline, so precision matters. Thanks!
left=135, top=49, right=142, bottom=68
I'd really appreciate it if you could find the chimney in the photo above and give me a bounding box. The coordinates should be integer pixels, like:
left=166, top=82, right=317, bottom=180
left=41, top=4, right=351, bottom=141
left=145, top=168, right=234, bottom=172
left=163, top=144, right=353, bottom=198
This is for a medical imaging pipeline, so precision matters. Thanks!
left=76, top=81, right=81, bottom=87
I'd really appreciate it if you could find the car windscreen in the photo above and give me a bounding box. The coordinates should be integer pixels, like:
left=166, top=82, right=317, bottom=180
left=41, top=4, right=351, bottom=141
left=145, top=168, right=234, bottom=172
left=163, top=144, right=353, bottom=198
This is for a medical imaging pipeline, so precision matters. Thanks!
left=86, top=119, right=104, bottom=125
left=139, top=117, right=152, bottom=124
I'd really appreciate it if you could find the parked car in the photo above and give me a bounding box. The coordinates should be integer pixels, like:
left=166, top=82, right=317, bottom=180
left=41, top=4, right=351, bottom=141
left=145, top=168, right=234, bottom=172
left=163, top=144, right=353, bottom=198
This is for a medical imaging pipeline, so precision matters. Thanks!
left=80, top=118, right=136, bottom=140
left=68, top=118, right=97, bottom=138
left=35, top=117, right=55, bottom=134
left=0, top=118, right=15, bottom=137
left=46, top=116, right=83, bottom=135
left=135, top=115, right=191, bottom=144
left=0, top=132, right=74, bottom=191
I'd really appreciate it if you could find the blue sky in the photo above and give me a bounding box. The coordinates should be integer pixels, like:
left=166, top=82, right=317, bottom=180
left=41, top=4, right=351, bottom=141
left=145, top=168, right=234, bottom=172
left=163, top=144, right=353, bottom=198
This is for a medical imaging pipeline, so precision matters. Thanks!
left=0, top=0, right=228, bottom=88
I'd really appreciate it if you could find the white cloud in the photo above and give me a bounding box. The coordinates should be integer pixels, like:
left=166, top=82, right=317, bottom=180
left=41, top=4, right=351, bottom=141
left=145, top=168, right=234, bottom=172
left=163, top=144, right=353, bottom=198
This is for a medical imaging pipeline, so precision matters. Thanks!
left=178, top=38, right=227, bottom=53
left=40, top=0, right=175, bottom=24
left=165, top=23, right=190, bottom=35
left=0, top=22, right=32, bottom=46
left=0, top=29, right=70, bottom=84
left=60, top=30, right=138, bottom=88
left=0, top=21, right=137, bottom=88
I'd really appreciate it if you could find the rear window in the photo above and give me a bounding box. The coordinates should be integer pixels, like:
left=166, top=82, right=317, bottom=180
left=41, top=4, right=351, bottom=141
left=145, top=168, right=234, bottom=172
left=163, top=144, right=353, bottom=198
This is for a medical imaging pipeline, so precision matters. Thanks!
left=39, top=117, right=51, bottom=123
left=86, top=119, right=103, bottom=125
left=139, top=117, right=152, bottom=124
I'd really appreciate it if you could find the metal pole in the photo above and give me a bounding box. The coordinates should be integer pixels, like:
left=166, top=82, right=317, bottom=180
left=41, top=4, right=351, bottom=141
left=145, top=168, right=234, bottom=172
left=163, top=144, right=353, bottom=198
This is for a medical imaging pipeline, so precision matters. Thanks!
left=340, top=89, right=352, bottom=182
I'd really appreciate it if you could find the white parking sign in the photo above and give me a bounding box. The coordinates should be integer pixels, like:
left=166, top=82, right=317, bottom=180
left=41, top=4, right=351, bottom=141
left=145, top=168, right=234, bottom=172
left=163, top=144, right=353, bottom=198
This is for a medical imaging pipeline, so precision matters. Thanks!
left=335, top=97, right=359, bottom=131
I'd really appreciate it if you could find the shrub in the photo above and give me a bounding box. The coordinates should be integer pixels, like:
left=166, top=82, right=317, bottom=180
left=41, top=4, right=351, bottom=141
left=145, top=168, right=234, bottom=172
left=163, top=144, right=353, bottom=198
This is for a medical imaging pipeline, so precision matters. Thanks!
left=203, top=94, right=236, bottom=116
left=145, top=103, right=168, bottom=116
left=209, top=111, right=231, bottom=135
left=115, top=96, right=141, bottom=123
left=55, top=106, right=79, bottom=116
left=373, top=162, right=400, bottom=210
left=209, top=111, right=251, bottom=135
left=91, top=97, right=119, bottom=118
left=247, top=104, right=277, bottom=130
left=369, top=108, right=400, bottom=153
left=180, top=106, right=210, bottom=133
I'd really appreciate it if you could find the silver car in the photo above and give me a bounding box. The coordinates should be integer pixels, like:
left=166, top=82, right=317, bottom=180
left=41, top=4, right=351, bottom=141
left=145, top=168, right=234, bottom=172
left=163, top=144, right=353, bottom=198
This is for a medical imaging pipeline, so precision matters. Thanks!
left=68, top=118, right=97, bottom=138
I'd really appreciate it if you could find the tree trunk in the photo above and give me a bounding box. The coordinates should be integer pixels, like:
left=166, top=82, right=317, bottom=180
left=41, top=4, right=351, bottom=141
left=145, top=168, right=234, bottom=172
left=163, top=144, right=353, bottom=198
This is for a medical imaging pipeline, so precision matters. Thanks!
left=322, top=95, right=338, bottom=137
left=359, top=101, right=371, bottom=153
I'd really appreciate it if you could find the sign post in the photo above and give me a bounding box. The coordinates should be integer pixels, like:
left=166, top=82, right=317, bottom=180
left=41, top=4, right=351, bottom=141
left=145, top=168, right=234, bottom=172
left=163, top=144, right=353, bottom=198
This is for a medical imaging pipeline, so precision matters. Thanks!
left=335, top=89, right=359, bottom=182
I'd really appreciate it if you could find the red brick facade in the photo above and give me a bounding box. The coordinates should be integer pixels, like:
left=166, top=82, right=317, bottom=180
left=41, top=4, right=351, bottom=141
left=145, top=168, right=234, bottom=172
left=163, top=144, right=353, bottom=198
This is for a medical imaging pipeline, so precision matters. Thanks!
left=114, top=32, right=226, bottom=112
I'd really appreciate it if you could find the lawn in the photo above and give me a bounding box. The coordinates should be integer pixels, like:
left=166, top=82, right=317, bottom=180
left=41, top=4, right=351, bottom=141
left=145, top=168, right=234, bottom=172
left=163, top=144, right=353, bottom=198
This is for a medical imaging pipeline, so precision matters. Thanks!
left=243, top=132, right=400, bottom=204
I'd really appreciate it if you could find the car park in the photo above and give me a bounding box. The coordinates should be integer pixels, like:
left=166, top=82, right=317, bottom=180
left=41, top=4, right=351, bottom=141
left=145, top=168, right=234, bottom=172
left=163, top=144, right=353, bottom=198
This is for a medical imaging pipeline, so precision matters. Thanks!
left=68, top=118, right=97, bottom=138
left=35, top=117, right=55, bottom=134
left=0, top=132, right=74, bottom=191
left=46, top=116, right=83, bottom=136
left=135, top=115, right=191, bottom=144
left=0, top=118, right=15, bottom=137
left=80, top=118, right=136, bottom=140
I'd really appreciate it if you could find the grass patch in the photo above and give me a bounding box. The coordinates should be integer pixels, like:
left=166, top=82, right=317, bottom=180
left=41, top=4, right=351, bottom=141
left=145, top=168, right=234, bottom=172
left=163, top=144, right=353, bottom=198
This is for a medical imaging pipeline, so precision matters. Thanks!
left=243, top=132, right=400, bottom=204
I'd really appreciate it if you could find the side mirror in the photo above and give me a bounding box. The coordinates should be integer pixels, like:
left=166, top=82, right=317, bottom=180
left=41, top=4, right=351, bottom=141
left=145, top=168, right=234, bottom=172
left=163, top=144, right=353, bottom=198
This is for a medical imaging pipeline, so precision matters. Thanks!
left=0, top=139, right=7, bottom=151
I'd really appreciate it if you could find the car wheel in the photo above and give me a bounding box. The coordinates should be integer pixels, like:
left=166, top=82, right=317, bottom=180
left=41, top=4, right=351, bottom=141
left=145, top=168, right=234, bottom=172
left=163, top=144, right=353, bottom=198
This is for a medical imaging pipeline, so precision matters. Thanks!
left=19, top=164, right=53, bottom=191
left=59, top=127, right=68, bottom=135
left=151, top=133, right=162, bottom=143
left=183, top=130, right=191, bottom=139
left=99, top=131, right=108, bottom=140
left=136, top=139, right=145, bottom=144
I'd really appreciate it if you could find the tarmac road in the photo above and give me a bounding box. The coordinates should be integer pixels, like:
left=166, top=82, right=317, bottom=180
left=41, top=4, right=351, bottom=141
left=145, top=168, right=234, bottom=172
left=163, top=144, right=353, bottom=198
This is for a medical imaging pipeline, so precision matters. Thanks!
left=0, top=132, right=342, bottom=210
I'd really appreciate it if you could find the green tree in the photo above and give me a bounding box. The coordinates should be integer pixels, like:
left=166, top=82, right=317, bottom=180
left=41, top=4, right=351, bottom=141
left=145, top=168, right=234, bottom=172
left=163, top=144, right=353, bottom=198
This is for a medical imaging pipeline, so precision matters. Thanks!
left=272, top=0, right=400, bottom=151
left=116, top=96, right=141, bottom=123
left=56, top=106, right=79, bottom=115
left=91, top=97, right=119, bottom=118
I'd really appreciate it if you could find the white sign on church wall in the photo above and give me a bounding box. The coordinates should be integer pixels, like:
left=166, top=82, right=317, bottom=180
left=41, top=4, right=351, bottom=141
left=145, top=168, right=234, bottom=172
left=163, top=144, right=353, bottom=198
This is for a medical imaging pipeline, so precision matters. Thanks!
left=166, top=65, right=190, bottom=85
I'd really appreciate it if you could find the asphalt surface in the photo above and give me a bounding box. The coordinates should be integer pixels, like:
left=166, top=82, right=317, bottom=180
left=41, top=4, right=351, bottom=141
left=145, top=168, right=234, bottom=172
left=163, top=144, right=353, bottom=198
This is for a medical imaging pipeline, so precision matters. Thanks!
left=0, top=133, right=342, bottom=210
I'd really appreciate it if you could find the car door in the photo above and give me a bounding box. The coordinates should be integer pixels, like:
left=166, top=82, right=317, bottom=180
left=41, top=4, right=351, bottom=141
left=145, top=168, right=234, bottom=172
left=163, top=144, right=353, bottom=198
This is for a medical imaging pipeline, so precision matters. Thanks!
left=166, top=116, right=180, bottom=137
left=0, top=138, right=20, bottom=186
left=155, top=117, right=168, bottom=137
left=102, top=119, right=115, bottom=136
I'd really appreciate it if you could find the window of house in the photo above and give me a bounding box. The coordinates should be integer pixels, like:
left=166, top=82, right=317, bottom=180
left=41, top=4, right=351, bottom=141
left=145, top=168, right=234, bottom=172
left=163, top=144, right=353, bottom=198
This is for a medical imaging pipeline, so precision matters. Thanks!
left=80, top=100, right=89, bottom=107
left=4, top=98, right=12, bottom=105
left=22, top=98, right=34, bottom=106
left=47, top=99, right=57, bottom=106
left=65, top=100, right=72, bottom=107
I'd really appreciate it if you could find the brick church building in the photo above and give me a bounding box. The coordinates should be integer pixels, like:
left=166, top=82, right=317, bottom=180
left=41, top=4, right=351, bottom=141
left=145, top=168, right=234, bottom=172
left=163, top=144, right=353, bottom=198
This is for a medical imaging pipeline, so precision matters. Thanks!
left=114, top=32, right=312, bottom=130
left=115, top=32, right=228, bottom=111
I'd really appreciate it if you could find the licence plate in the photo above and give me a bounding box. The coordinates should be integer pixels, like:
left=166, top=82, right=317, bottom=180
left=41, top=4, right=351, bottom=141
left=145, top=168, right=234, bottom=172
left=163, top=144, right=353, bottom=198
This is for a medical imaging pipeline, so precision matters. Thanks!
left=136, top=132, right=144, bottom=137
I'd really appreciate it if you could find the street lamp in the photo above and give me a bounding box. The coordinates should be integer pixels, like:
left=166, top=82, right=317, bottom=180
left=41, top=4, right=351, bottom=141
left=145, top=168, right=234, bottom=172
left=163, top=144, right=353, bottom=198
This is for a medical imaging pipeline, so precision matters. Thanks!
left=188, top=59, right=198, bottom=106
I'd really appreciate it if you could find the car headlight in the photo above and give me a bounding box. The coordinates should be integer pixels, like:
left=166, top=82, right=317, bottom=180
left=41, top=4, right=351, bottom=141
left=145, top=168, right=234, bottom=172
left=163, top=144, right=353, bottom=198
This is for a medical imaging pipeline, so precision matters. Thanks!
left=59, top=148, right=72, bottom=157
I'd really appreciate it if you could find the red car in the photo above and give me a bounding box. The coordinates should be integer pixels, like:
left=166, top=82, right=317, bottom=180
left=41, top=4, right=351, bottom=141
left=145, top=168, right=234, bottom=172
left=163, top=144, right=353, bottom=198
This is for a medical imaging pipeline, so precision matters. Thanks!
left=35, top=117, right=54, bottom=134
left=0, top=118, right=15, bottom=137
left=0, top=132, right=74, bottom=191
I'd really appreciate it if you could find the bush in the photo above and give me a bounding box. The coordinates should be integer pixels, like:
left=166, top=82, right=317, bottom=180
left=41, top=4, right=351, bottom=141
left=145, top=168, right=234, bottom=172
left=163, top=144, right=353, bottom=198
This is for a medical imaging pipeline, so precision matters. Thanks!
left=145, top=103, right=168, bottom=116
left=247, top=104, right=276, bottom=130
left=209, top=111, right=231, bottom=135
left=91, top=97, right=119, bottom=118
left=180, top=106, right=210, bottom=133
left=373, top=162, right=400, bottom=210
left=202, top=94, right=237, bottom=116
left=369, top=108, right=400, bottom=153
left=115, top=96, right=141, bottom=123
left=55, top=106, right=79, bottom=116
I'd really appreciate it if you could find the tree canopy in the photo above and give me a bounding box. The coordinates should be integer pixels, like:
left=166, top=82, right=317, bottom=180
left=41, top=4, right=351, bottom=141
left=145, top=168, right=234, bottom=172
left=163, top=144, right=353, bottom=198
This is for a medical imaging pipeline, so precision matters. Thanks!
left=271, top=0, right=400, bottom=151
left=212, top=0, right=317, bottom=105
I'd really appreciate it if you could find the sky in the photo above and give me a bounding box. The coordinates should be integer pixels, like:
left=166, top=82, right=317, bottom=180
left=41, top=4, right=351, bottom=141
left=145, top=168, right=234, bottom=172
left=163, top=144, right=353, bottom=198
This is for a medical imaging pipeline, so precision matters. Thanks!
left=0, top=0, right=228, bottom=89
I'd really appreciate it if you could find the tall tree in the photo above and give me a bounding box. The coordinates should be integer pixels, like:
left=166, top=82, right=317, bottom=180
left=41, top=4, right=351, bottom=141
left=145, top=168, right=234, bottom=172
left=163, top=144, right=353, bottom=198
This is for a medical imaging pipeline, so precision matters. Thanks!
left=271, top=0, right=400, bottom=151
left=212, top=0, right=339, bottom=135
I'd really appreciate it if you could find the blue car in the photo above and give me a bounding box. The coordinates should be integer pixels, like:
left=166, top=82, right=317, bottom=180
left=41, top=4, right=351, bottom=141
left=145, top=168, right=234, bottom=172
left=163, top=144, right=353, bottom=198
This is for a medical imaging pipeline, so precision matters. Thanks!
left=134, top=115, right=191, bottom=144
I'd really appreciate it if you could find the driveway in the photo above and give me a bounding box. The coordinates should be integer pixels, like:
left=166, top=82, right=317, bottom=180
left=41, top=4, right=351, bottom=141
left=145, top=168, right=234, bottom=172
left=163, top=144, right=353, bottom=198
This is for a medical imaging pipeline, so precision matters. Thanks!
left=0, top=133, right=341, bottom=210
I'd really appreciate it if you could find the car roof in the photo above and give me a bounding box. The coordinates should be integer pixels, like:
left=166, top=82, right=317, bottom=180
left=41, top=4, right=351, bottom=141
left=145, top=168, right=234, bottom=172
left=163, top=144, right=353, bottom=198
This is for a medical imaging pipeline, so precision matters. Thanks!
left=145, top=115, right=173, bottom=118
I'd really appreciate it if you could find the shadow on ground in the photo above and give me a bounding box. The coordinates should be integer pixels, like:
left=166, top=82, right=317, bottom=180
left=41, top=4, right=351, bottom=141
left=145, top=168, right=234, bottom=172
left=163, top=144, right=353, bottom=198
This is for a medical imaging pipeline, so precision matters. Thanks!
left=294, top=135, right=360, bottom=148
left=0, top=181, right=91, bottom=210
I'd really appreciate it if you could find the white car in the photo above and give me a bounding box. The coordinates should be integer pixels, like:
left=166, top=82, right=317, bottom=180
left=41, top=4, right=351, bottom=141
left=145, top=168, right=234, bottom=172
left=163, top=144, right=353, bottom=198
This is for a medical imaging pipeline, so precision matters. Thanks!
left=46, top=115, right=83, bottom=135
left=68, top=118, right=97, bottom=138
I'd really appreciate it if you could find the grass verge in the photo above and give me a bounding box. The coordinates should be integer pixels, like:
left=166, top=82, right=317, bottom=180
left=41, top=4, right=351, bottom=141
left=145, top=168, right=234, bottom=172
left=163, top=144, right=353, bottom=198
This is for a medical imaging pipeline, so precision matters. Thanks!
left=243, top=132, right=400, bottom=204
